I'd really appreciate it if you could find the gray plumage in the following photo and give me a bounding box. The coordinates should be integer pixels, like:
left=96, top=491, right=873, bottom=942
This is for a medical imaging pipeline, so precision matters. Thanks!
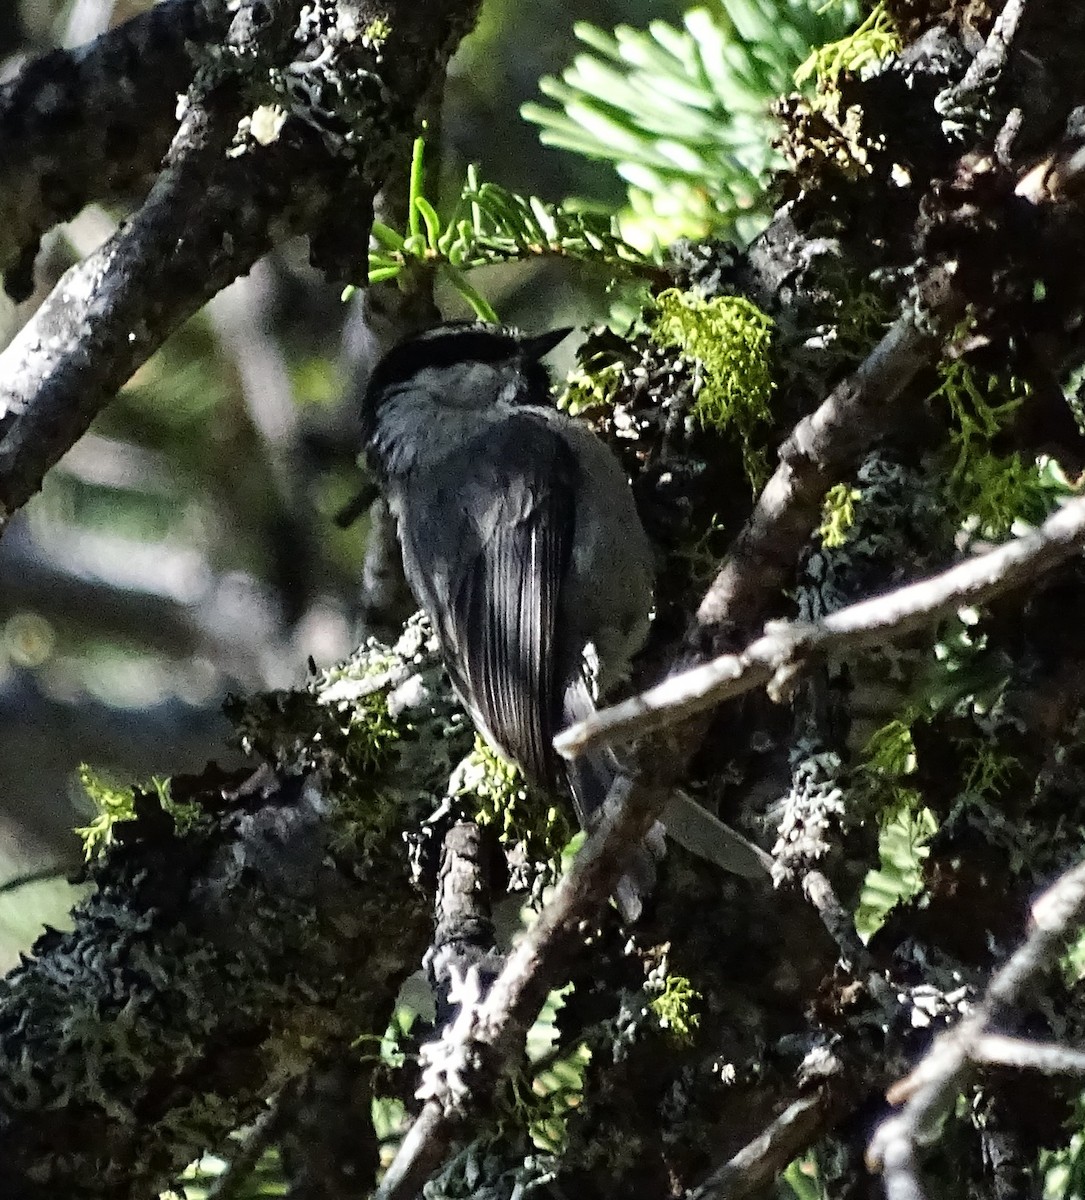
left=361, top=322, right=768, bottom=920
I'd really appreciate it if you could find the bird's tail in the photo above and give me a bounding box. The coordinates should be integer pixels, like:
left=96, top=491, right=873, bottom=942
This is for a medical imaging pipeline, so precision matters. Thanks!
left=560, top=681, right=773, bottom=921
left=561, top=679, right=663, bottom=922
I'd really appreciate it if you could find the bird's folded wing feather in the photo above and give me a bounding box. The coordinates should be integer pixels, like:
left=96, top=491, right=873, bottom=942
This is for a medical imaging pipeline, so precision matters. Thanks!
left=398, top=414, right=577, bottom=785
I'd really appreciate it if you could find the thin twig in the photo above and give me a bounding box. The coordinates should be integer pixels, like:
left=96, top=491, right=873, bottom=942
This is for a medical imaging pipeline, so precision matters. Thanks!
left=0, top=865, right=70, bottom=897
left=867, top=856, right=1085, bottom=1198
left=802, top=870, right=876, bottom=979
left=688, top=1092, right=834, bottom=1200
left=971, top=1034, right=1085, bottom=1076
left=556, top=490, right=1085, bottom=759
left=204, top=1096, right=286, bottom=1200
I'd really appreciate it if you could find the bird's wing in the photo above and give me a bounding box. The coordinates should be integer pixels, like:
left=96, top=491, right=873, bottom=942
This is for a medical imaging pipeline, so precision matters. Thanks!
left=398, top=413, right=577, bottom=785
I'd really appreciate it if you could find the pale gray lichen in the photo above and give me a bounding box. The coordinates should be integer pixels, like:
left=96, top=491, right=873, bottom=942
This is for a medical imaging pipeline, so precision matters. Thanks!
left=772, top=741, right=847, bottom=884
left=0, top=615, right=472, bottom=1198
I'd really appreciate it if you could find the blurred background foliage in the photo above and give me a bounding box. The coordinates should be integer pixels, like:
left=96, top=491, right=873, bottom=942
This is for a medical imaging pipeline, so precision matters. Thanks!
left=0, top=0, right=858, bottom=972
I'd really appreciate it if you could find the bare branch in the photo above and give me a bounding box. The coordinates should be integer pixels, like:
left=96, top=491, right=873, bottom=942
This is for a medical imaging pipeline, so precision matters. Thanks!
left=205, top=1095, right=286, bottom=1200
left=971, top=1034, right=1085, bottom=1076
left=688, top=1092, right=834, bottom=1200
left=374, top=777, right=671, bottom=1200
left=557, top=491, right=1085, bottom=759
left=868, top=856, right=1085, bottom=1197
left=0, top=0, right=482, bottom=525
left=0, top=0, right=223, bottom=291
left=0, top=72, right=277, bottom=522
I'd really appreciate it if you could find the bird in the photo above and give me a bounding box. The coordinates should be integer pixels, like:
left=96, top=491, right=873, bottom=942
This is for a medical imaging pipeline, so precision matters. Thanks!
left=360, top=320, right=768, bottom=918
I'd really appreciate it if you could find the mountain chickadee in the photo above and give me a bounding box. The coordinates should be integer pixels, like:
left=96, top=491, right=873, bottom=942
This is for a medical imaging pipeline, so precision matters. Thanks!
left=361, top=321, right=768, bottom=918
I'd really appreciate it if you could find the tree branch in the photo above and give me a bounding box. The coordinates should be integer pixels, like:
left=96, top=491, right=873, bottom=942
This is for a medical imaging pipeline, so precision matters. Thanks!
left=0, top=620, right=465, bottom=1198
left=557, top=489, right=1085, bottom=759
left=0, top=0, right=482, bottom=525
left=374, top=778, right=671, bottom=1200
left=688, top=1092, right=835, bottom=1200
left=0, top=0, right=224, bottom=293
left=693, top=268, right=959, bottom=637
left=0, top=771, right=430, bottom=1200
left=868, top=855, right=1085, bottom=1199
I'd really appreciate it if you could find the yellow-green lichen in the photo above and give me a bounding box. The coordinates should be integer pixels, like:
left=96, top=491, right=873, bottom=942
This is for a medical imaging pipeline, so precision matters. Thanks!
left=453, top=738, right=574, bottom=873
left=818, top=483, right=862, bottom=547
left=362, top=16, right=392, bottom=47
left=77, top=766, right=181, bottom=860
left=795, top=1, right=901, bottom=91
left=650, top=289, right=774, bottom=487
left=561, top=358, right=625, bottom=416
left=647, top=972, right=702, bottom=1045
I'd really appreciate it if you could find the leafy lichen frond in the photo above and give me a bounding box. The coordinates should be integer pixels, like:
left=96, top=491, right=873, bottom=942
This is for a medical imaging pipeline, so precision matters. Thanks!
left=77, top=767, right=181, bottom=861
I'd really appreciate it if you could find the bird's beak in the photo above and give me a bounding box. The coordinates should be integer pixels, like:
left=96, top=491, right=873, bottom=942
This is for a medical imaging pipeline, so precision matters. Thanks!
left=522, top=327, right=575, bottom=360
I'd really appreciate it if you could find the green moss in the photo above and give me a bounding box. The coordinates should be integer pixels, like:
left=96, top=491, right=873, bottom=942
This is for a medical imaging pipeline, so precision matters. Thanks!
left=929, top=356, right=1027, bottom=530
left=229, top=644, right=409, bottom=781
left=860, top=715, right=918, bottom=790
left=955, top=451, right=1049, bottom=539
left=934, top=357, right=1024, bottom=465
left=924, top=352, right=1084, bottom=537
left=649, top=289, right=774, bottom=487
left=958, top=738, right=1017, bottom=802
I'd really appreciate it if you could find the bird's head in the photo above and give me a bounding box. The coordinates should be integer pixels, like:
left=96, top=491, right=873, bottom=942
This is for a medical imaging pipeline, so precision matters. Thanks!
left=360, top=321, right=574, bottom=442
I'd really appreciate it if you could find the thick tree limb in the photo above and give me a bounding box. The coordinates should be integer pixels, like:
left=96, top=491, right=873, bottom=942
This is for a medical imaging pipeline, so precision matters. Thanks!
left=0, top=0, right=482, bottom=525
left=558, top=490, right=1085, bottom=758
left=0, top=619, right=467, bottom=1199
left=0, top=771, right=431, bottom=1200
left=0, top=0, right=225, bottom=291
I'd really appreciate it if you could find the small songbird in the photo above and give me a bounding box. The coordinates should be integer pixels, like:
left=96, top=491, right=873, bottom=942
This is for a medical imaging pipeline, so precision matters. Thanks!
left=361, top=321, right=767, bottom=918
